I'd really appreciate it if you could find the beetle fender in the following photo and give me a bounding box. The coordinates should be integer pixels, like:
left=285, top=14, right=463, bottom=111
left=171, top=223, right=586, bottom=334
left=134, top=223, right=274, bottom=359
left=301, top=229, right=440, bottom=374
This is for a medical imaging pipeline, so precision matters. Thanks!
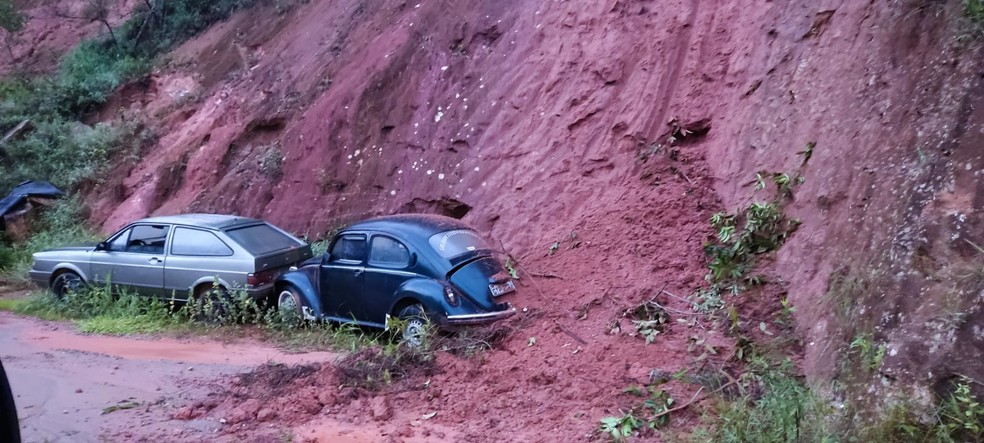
left=276, top=273, right=324, bottom=318
left=389, top=278, right=445, bottom=317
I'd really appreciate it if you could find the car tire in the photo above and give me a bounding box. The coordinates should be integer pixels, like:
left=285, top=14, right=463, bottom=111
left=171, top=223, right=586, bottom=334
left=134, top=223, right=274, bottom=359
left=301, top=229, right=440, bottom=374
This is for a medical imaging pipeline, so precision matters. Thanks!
left=51, top=271, right=84, bottom=299
left=192, top=284, right=231, bottom=323
left=276, top=286, right=304, bottom=327
left=397, top=304, right=429, bottom=348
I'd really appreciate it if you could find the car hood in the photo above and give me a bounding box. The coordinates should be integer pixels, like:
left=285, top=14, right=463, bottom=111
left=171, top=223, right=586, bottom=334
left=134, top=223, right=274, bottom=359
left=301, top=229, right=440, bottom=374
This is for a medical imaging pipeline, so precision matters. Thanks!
left=448, top=256, right=513, bottom=310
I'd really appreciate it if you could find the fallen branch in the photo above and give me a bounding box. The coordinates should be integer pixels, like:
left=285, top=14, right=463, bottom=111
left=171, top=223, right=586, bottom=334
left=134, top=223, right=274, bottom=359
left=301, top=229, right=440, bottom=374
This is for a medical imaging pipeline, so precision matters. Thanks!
left=650, top=378, right=738, bottom=420
left=648, top=299, right=702, bottom=317
left=553, top=320, right=587, bottom=345
left=528, top=272, right=563, bottom=279
left=678, top=169, right=693, bottom=185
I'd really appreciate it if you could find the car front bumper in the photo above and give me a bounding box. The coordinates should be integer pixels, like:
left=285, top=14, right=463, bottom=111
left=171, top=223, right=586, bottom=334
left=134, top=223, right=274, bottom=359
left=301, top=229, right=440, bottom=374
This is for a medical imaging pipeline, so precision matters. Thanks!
left=28, top=270, right=50, bottom=288
left=444, top=305, right=517, bottom=326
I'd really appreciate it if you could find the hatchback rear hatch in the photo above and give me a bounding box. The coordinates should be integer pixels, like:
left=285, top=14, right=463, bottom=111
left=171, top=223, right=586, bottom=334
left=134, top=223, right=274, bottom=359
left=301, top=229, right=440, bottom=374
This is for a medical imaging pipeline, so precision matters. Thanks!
left=225, top=222, right=313, bottom=273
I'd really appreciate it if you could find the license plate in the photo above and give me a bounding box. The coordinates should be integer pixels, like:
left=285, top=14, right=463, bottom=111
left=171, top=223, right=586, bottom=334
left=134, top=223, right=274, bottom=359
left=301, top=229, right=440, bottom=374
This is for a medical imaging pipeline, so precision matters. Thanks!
left=489, top=280, right=516, bottom=297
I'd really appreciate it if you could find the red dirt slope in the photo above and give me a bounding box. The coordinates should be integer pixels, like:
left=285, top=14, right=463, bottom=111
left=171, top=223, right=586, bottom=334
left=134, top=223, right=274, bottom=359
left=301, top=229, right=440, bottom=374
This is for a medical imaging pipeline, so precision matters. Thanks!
left=5, top=0, right=984, bottom=439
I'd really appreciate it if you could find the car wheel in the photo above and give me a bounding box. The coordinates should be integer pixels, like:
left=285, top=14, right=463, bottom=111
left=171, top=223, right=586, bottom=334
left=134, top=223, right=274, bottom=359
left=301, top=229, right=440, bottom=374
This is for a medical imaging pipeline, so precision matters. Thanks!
left=192, top=284, right=232, bottom=323
left=398, top=304, right=429, bottom=348
left=276, top=286, right=304, bottom=327
left=51, top=271, right=84, bottom=299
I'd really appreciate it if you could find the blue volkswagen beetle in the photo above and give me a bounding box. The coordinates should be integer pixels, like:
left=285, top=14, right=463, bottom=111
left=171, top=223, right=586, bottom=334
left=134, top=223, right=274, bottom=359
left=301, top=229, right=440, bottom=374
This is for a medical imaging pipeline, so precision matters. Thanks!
left=274, top=214, right=517, bottom=341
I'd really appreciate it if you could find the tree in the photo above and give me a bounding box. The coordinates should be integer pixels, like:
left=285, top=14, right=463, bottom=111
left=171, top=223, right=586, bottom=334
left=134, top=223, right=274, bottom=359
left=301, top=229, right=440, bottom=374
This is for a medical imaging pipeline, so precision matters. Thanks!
left=0, top=0, right=23, bottom=33
left=82, top=0, right=117, bottom=45
left=0, top=0, right=24, bottom=58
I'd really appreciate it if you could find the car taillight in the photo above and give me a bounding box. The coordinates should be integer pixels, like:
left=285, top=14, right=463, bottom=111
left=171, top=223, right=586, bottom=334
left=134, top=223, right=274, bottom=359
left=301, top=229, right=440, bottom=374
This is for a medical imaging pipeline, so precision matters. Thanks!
left=247, top=269, right=276, bottom=286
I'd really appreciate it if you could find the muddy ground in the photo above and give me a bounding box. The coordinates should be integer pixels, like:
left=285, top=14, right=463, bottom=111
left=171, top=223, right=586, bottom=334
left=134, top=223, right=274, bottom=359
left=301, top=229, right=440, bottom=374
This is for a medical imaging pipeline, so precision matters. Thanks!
left=0, top=248, right=752, bottom=443
left=0, top=288, right=345, bottom=442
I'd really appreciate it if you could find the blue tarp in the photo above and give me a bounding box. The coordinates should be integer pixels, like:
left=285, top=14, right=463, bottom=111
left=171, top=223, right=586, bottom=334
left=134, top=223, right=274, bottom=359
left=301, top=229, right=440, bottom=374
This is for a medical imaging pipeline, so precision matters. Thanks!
left=0, top=180, right=64, bottom=218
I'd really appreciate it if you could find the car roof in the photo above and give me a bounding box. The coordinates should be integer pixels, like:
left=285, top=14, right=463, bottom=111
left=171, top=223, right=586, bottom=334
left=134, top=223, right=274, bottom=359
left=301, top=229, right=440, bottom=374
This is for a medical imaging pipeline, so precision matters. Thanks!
left=343, top=214, right=474, bottom=239
left=133, top=213, right=263, bottom=230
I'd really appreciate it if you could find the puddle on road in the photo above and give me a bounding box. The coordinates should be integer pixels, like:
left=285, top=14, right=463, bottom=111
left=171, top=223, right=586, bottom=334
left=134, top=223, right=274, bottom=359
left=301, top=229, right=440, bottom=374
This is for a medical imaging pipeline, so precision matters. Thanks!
left=23, top=328, right=337, bottom=365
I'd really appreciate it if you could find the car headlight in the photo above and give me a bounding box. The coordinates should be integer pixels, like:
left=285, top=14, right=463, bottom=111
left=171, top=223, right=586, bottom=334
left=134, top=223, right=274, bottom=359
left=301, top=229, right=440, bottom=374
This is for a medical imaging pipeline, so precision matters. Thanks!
left=444, top=286, right=460, bottom=307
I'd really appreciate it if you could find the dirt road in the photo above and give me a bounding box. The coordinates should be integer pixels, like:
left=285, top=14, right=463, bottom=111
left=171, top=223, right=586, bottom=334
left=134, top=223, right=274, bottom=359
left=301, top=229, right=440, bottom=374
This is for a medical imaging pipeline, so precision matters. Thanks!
left=0, top=310, right=338, bottom=442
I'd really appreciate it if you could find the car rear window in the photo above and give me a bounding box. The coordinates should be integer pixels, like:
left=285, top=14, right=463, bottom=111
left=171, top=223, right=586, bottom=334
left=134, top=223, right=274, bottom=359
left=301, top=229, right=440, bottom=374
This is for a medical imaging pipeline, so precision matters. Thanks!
left=225, top=223, right=302, bottom=255
left=428, top=229, right=491, bottom=259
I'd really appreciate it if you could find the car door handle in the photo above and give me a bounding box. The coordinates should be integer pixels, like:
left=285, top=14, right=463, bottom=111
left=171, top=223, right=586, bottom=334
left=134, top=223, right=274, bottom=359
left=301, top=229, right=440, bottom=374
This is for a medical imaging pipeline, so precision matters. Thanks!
left=148, top=257, right=163, bottom=264
left=353, top=269, right=363, bottom=277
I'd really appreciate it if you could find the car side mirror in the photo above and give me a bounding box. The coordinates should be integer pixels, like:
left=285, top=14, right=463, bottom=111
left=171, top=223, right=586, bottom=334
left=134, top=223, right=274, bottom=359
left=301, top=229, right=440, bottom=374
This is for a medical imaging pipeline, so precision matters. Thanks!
left=321, top=253, right=330, bottom=265
left=95, top=242, right=108, bottom=251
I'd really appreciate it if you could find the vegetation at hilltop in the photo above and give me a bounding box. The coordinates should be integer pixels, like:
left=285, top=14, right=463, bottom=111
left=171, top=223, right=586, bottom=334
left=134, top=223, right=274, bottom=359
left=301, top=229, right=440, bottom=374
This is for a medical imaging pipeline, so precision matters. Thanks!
left=0, top=0, right=264, bottom=272
left=0, top=0, right=258, bottom=192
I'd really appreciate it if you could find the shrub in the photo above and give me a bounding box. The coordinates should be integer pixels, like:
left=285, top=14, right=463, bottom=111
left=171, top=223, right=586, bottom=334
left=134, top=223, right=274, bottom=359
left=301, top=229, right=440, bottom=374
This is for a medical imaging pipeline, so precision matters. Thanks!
left=54, top=41, right=146, bottom=115
left=690, top=360, right=833, bottom=443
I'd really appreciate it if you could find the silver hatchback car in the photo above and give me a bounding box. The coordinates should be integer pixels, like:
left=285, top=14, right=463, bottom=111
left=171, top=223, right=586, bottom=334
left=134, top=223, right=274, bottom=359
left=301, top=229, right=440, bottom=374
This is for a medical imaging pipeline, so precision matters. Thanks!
left=29, top=214, right=312, bottom=302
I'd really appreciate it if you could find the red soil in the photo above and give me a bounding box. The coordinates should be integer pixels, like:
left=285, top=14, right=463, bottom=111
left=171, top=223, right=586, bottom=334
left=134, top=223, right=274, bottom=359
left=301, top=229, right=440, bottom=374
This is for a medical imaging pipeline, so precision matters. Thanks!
left=3, top=0, right=984, bottom=440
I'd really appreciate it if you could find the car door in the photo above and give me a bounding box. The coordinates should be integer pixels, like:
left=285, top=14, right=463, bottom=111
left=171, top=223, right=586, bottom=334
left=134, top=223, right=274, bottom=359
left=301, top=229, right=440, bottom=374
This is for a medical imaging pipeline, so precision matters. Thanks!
left=90, top=224, right=170, bottom=296
left=320, top=233, right=367, bottom=322
left=362, top=234, right=414, bottom=325
left=164, top=227, right=236, bottom=299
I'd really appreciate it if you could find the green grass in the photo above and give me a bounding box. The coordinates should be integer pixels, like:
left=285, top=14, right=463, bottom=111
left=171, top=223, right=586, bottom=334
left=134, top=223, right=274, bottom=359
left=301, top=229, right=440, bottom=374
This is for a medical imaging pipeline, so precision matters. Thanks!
left=0, top=292, right=74, bottom=321
left=688, top=360, right=834, bottom=443
left=263, top=322, right=377, bottom=353
left=1, top=282, right=382, bottom=353
left=76, top=313, right=180, bottom=334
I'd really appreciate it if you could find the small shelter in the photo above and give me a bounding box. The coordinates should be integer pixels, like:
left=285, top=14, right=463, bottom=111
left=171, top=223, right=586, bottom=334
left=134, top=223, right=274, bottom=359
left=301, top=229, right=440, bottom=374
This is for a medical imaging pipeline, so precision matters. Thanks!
left=0, top=181, right=64, bottom=242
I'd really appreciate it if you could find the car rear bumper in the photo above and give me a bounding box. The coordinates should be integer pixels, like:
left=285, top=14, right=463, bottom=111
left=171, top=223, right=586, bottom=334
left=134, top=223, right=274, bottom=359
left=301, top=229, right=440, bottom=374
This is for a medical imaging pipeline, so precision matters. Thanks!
left=444, top=305, right=517, bottom=326
left=244, top=284, right=275, bottom=300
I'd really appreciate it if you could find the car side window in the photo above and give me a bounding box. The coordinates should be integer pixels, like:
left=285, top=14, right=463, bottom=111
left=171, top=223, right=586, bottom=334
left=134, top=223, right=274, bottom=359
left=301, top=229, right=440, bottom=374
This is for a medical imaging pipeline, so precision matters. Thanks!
left=170, top=227, right=234, bottom=256
left=126, top=225, right=169, bottom=254
left=369, top=236, right=410, bottom=268
left=106, top=228, right=131, bottom=252
left=329, top=235, right=367, bottom=263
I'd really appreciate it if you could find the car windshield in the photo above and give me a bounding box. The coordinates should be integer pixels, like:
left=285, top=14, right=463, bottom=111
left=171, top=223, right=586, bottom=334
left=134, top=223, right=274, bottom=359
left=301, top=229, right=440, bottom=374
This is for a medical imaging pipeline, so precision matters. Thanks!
left=225, top=223, right=302, bottom=255
left=428, top=229, right=491, bottom=259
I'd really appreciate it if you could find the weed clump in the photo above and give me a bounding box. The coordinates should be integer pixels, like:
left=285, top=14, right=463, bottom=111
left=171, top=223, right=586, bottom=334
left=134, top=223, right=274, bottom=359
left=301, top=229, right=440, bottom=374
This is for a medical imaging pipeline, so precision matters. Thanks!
left=690, top=359, right=832, bottom=443
left=691, top=172, right=802, bottom=312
